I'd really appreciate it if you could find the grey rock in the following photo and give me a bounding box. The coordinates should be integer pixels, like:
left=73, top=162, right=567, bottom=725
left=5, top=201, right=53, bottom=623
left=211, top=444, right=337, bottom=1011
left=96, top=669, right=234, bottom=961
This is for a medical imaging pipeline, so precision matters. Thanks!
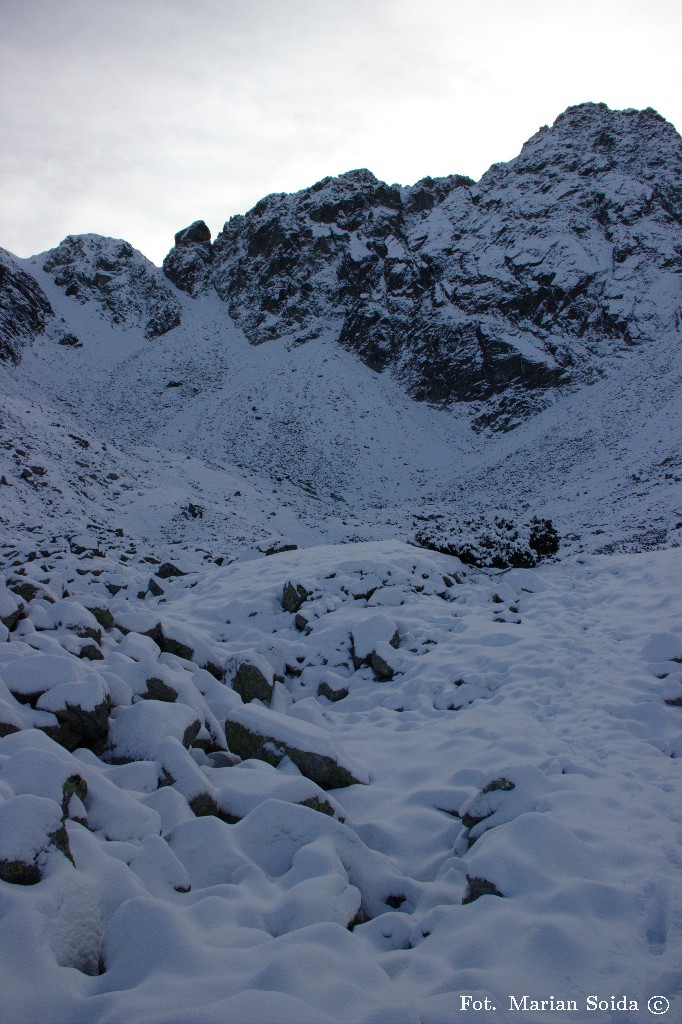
left=174, top=220, right=212, bottom=246
left=57, top=332, right=82, bottom=347
left=78, top=643, right=104, bottom=661
left=0, top=248, right=54, bottom=363
left=50, top=694, right=111, bottom=745
left=282, top=581, right=311, bottom=613
left=145, top=623, right=194, bottom=662
left=317, top=681, right=349, bottom=702
left=462, top=874, right=504, bottom=904
left=225, top=715, right=364, bottom=789
left=148, top=577, right=165, bottom=597
left=163, top=221, right=213, bottom=295
left=461, top=777, right=516, bottom=832
left=370, top=649, right=395, bottom=681
left=0, top=795, right=74, bottom=886
left=144, top=677, right=178, bottom=702
left=233, top=661, right=274, bottom=704
left=156, top=562, right=186, bottom=580
left=88, top=606, right=115, bottom=631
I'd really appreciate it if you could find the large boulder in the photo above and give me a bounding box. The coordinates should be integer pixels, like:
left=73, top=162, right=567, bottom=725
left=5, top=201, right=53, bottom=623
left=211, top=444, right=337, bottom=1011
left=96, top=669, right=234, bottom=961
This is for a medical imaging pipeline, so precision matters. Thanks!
left=350, top=612, right=400, bottom=679
left=37, top=676, right=111, bottom=750
left=174, top=221, right=212, bottom=247
left=0, top=745, right=88, bottom=821
left=282, top=581, right=311, bottom=614
left=107, top=700, right=202, bottom=761
left=225, top=703, right=368, bottom=789
left=232, top=658, right=274, bottom=705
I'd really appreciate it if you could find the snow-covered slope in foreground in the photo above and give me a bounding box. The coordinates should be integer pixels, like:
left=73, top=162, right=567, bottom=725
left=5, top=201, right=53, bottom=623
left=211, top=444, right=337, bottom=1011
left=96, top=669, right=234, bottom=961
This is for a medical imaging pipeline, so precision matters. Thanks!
left=0, top=539, right=681, bottom=1023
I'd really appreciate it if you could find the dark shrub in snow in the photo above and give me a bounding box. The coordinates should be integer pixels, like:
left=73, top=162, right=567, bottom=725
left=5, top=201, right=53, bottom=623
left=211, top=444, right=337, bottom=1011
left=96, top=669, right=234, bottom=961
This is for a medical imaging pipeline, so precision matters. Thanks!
left=415, top=514, right=560, bottom=569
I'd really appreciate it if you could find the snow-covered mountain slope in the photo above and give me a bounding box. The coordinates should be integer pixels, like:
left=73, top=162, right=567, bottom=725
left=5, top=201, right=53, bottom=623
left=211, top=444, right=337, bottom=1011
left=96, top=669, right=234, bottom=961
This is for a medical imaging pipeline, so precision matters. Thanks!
left=4, top=102, right=680, bottom=434
left=0, top=101, right=677, bottom=561
left=166, top=102, right=682, bottom=427
left=41, top=234, right=182, bottom=340
left=2, top=273, right=680, bottom=561
left=0, top=101, right=681, bottom=1024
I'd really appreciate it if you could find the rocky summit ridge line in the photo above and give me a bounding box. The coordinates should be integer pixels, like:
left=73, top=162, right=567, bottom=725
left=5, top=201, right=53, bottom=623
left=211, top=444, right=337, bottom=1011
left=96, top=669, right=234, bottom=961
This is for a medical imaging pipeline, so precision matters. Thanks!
left=1, top=102, right=680, bottom=432
left=167, top=103, right=682, bottom=428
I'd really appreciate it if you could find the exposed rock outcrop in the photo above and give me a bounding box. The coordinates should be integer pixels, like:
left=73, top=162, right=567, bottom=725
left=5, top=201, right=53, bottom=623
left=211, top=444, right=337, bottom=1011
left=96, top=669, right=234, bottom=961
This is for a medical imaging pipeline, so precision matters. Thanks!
left=42, top=234, right=182, bottom=338
left=162, top=220, right=213, bottom=296
left=3, top=103, right=680, bottom=433
left=0, top=248, right=54, bottom=363
left=158, top=103, right=682, bottom=429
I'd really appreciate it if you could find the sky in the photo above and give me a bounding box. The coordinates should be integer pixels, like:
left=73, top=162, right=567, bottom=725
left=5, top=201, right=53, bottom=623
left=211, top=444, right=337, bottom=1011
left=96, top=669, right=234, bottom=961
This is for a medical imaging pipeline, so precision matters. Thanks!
left=1, top=0, right=681, bottom=266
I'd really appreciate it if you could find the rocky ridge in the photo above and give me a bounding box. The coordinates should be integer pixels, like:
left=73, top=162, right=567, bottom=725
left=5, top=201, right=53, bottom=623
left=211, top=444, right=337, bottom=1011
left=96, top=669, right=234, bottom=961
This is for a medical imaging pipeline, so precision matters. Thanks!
left=41, top=234, right=181, bottom=341
left=166, top=102, right=682, bottom=427
left=2, top=103, right=680, bottom=431
left=0, top=248, right=54, bottom=363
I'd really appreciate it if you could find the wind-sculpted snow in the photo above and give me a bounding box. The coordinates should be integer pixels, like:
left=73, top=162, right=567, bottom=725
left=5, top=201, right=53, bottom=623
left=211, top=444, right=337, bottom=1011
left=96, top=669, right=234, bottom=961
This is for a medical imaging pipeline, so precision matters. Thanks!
left=0, top=538, right=681, bottom=1022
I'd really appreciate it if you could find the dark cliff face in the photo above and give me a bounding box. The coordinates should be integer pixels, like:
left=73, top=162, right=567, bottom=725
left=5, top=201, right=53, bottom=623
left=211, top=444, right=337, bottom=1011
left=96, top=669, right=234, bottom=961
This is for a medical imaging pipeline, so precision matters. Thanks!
left=0, top=248, right=54, bottom=363
left=159, top=102, right=682, bottom=427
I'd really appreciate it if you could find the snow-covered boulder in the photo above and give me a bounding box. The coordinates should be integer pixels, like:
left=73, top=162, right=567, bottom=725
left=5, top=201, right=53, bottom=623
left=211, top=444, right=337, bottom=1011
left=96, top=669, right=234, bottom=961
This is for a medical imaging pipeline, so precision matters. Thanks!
left=232, top=656, right=274, bottom=705
left=350, top=611, right=400, bottom=679
left=0, top=583, right=25, bottom=631
left=153, top=736, right=220, bottom=817
left=0, top=744, right=88, bottom=822
left=0, top=794, right=72, bottom=884
left=107, top=700, right=201, bottom=761
left=2, top=652, right=84, bottom=706
left=209, top=758, right=343, bottom=822
left=37, top=674, right=111, bottom=749
left=225, top=703, right=368, bottom=789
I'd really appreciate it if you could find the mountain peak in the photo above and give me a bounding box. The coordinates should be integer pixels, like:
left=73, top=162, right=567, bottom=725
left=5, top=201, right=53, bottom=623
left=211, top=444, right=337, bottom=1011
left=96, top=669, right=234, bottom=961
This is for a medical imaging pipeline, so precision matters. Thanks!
left=553, top=100, right=671, bottom=129
left=508, top=101, right=682, bottom=183
left=39, top=233, right=182, bottom=338
left=4, top=102, right=680, bottom=434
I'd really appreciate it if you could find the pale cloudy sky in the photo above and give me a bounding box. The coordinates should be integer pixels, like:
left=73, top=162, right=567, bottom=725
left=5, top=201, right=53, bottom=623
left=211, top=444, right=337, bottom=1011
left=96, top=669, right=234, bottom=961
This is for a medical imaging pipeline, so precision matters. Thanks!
left=1, top=0, right=680, bottom=265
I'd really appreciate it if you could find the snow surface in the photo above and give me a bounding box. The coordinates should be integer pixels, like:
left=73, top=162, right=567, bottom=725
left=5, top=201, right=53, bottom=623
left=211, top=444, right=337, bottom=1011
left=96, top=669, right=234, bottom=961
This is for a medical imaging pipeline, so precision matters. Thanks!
left=0, top=535, right=680, bottom=1023
left=0, top=102, right=681, bottom=1024
left=2, top=237, right=681, bottom=561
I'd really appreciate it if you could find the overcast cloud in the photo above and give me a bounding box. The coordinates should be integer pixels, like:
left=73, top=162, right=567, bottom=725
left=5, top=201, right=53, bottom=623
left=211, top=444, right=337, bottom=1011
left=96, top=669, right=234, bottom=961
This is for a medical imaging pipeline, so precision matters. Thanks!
left=1, top=0, right=680, bottom=264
